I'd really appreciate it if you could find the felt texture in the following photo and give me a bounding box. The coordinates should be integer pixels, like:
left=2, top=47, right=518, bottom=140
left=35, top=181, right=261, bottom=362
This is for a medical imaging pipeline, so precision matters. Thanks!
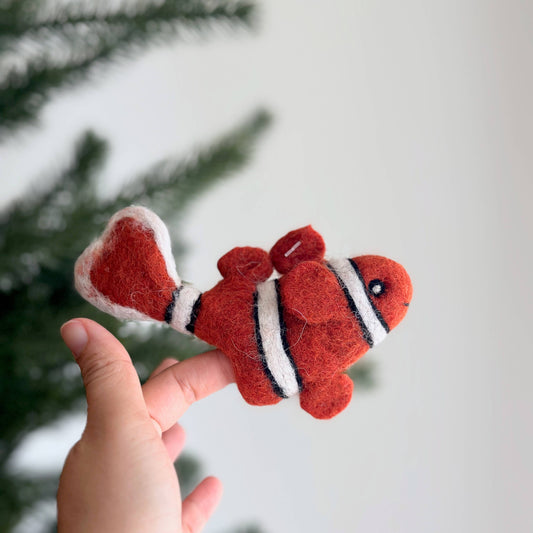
left=169, top=285, right=202, bottom=335
left=217, top=247, right=273, bottom=282
left=75, top=206, right=180, bottom=324
left=353, top=255, right=412, bottom=330
left=194, top=277, right=283, bottom=406
left=254, top=279, right=302, bottom=398
left=327, top=258, right=389, bottom=347
left=300, top=374, right=354, bottom=420
left=89, top=217, right=176, bottom=321
left=280, top=261, right=346, bottom=324
left=270, top=225, right=325, bottom=274
left=75, top=206, right=412, bottom=419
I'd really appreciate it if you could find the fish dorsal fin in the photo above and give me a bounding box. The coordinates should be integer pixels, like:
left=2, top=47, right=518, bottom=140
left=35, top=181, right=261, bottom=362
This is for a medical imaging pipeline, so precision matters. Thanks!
left=270, top=226, right=325, bottom=275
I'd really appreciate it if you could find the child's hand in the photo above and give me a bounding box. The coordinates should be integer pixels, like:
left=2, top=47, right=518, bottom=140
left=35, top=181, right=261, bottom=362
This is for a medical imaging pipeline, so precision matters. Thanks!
left=58, top=318, right=234, bottom=533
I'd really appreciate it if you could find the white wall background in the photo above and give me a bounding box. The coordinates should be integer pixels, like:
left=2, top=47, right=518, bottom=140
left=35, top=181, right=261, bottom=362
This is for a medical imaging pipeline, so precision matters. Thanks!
left=2, top=1, right=532, bottom=532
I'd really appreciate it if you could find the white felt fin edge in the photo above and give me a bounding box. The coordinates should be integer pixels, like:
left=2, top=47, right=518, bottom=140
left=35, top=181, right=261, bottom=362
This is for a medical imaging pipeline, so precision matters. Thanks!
left=74, top=205, right=180, bottom=323
left=115, top=206, right=180, bottom=285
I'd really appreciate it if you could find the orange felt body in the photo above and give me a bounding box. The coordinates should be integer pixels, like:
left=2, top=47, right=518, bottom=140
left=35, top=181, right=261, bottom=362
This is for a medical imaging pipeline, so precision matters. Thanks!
left=75, top=207, right=412, bottom=419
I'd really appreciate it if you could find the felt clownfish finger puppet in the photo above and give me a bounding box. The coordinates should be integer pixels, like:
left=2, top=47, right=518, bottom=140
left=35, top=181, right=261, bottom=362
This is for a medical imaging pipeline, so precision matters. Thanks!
left=75, top=206, right=412, bottom=419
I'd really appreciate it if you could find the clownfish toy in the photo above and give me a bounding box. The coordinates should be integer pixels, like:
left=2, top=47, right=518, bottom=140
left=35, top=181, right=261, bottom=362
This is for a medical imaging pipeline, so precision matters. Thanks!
left=75, top=206, right=412, bottom=419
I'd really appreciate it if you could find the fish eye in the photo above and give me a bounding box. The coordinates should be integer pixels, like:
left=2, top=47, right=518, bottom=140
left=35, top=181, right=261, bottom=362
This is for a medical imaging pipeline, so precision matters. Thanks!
left=368, top=279, right=385, bottom=297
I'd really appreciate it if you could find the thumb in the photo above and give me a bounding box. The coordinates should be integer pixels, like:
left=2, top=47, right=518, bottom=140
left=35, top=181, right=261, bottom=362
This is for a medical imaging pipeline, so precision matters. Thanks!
left=61, top=318, right=147, bottom=430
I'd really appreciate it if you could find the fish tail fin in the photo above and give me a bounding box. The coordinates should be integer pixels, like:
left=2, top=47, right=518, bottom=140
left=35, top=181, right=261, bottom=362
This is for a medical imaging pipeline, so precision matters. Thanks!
left=75, top=205, right=200, bottom=335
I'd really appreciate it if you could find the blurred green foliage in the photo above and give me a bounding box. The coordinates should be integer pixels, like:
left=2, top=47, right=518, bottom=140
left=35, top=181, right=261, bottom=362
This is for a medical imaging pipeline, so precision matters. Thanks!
left=0, top=1, right=376, bottom=530
left=0, top=1, right=271, bottom=531
left=0, top=0, right=255, bottom=137
left=0, top=112, right=271, bottom=531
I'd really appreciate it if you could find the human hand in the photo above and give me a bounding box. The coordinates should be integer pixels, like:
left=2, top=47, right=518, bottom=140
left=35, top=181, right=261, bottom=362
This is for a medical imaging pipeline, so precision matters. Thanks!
left=57, top=318, right=235, bottom=533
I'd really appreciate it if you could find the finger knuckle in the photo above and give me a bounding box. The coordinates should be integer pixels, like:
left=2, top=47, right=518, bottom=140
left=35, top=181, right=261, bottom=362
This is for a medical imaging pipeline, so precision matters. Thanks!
left=176, top=375, right=198, bottom=406
left=80, top=353, right=131, bottom=388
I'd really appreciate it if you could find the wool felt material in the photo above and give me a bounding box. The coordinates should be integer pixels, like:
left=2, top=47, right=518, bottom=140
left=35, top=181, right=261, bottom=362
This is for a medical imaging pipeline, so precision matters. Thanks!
left=75, top=206, right=413, bottom=419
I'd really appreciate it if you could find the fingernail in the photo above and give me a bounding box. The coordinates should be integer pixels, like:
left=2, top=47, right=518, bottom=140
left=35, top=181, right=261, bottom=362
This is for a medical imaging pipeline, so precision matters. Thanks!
left=61, top=320, right=88, bottom=357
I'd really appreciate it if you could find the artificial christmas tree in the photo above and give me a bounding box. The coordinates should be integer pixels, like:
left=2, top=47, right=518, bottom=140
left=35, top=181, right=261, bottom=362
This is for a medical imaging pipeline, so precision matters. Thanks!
left=0, top=1, right=267, bottom=531
left=0, top=1, right=374, bottom=530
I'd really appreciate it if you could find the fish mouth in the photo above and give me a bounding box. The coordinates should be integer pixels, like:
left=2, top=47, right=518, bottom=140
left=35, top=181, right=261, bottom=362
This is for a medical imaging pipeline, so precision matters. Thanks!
left=403, top=302, right=410, bottom=307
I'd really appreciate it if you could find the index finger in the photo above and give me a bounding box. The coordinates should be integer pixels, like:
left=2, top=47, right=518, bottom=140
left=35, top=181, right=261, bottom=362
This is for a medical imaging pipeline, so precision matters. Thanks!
left=143, top=350, right=235, bottom=433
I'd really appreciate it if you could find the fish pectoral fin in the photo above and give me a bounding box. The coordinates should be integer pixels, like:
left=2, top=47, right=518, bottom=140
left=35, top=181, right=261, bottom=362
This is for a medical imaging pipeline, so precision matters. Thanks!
left=299, top=374, right=353, bottom=419
left=280, top=261, right=346, bottom=324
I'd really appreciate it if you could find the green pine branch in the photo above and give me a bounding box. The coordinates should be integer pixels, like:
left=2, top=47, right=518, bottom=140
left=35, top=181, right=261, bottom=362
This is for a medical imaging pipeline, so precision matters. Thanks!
left=0, top=2, right=270, bottom=530
left=0, top=471, right=59, bottom=532
left=0, top=131, right=107, bottom=291
left=0, top=108, right=271, bottom=527
left=0, top=0, right=256, bottom=136
left=109, top=108, right=272, bottom=218
left=1, top=1, right=255, bottom=37
left=0, top=109, right=270, bottom=293
left=346, top=360, right=377, bottom=390
left=0, top=106, right=272, bottom=446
